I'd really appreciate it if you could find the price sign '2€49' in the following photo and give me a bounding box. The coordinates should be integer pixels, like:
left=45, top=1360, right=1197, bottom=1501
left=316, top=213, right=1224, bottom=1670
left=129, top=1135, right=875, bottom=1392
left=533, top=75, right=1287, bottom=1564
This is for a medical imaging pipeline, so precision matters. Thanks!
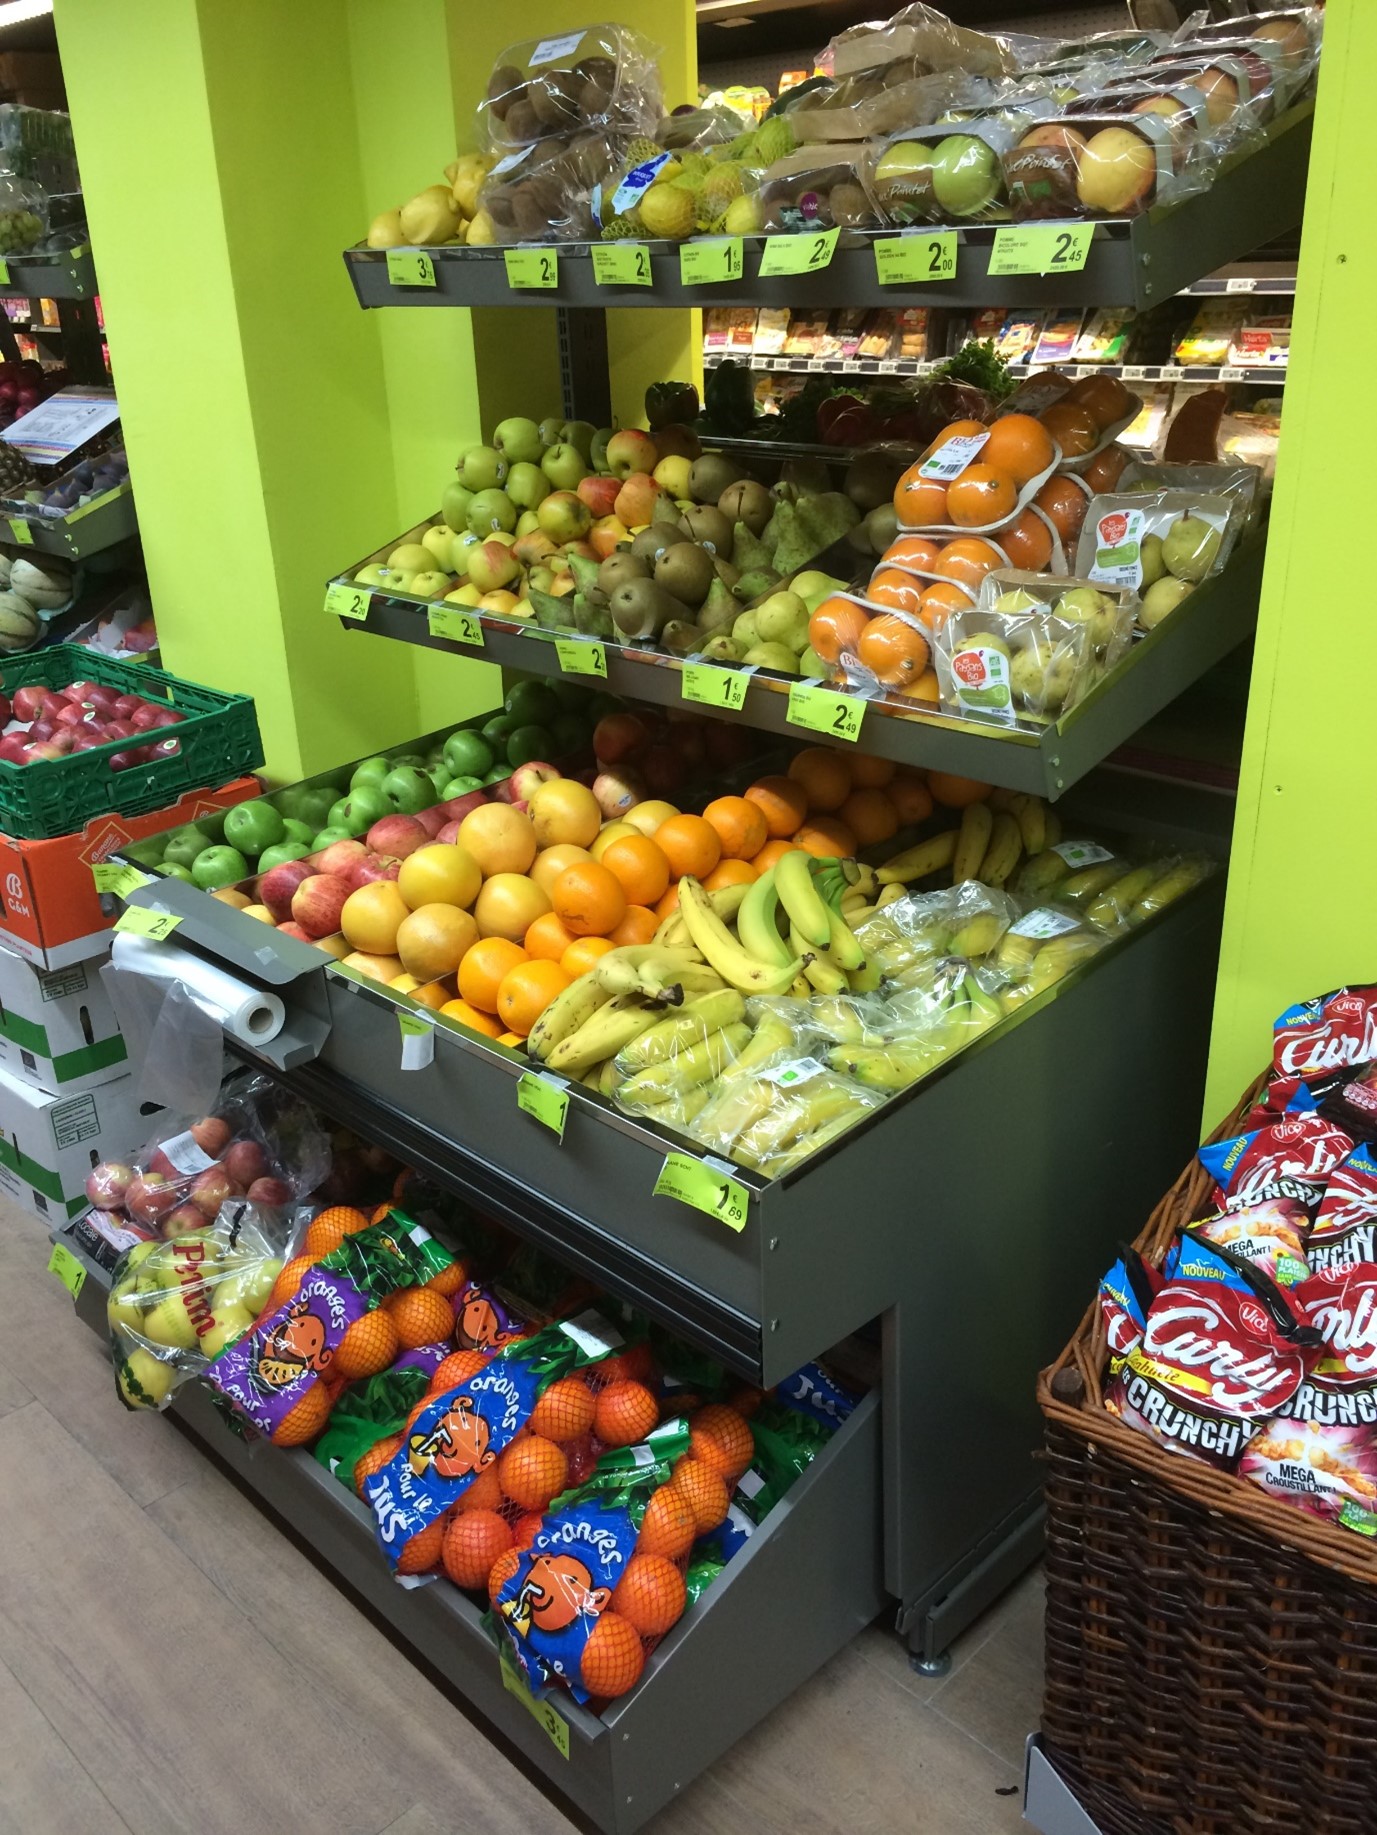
left=758, top=228, right=838, bottom=278
left=787, top=681, right=865, bottom=744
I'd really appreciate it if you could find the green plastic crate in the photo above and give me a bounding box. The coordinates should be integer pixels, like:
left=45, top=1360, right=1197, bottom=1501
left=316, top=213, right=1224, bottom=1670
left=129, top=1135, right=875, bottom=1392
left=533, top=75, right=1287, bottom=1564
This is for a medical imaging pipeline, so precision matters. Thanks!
left=0, top=646, right=263, bottom=840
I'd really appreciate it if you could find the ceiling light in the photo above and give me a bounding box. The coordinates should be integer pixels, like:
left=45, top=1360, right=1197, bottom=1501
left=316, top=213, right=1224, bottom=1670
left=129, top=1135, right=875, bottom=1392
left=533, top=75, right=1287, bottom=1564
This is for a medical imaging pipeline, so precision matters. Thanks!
left=0, top=1, right=54, bottom=24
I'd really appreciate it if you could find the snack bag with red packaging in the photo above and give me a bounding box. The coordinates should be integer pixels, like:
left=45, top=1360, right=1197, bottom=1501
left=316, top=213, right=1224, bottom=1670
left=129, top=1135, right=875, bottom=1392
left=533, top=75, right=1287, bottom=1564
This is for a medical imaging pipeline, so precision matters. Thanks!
left=1106, top=1246, right=1322, bottom=1468
left=1309, top=1144, right=1377, bottom=1276
left=1098, top=1245, right=1163, bottom=1362
left=1252, top=985, right=1377, bottom=1118
left=1197, top=1088, right=1352, bottom=1215
left=1239, top=1259, right=1377, bottom=1533
left=1184, top=1199, right=1312, bottom=1288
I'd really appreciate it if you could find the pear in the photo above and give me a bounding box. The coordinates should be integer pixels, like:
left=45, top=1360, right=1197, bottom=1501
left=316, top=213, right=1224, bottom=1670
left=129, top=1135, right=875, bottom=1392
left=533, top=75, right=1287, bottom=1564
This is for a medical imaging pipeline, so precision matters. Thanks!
left=630, top=525, right=676, bottom=566
left=598, top=551, right=647, bottom=596
left=732, top=568, right=780, bottom=603
left=718, top=479, right=773, bottom=536
left=661, top=619, right=704, bottom=657
left=655, top=542, right=716, bottom=607
left=651, top=493, right=682, bottom=527
left=1010, top=640, right=1075, bottom=711
left=1054, top=587, right=1118, bottom=652
left=754, top=590, right=810, bottom=650
left=994, top=589, right=1041, bottom=615
left=680, top=504, right=733, bottom=556
left=1161, top=513, right=1221, bottom=584
left=689, top=454, right=745, bottom=504
left=791, top=570, right=847, bottom=613
left=712, top=554, right=741, bottom=589
left=798, top=645, right=828, bottom=678
left=864, top=503, right=899, bottom=555
left=1139, top=576, right=1193, bottom=630
left=700, top=632, right=745, bottom=664
left=731, top=521, right=774, bottom=572
left=609, top=578, right=680, bottom=640
left=743, top=642, right=800, bottom=675
left=697, top=577, right=740, bottom=635
left=1139, top=531, right=1165, bottom=588
left=732, top=611, right=762, bottom=651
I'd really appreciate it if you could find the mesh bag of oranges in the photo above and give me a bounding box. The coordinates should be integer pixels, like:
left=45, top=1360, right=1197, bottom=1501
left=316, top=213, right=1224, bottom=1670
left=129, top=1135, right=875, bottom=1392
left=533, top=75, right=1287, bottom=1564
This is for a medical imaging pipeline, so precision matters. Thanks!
left=311, top=1361, right=435, bottom=1489
left=201, top=1211, right=457, bottom=1444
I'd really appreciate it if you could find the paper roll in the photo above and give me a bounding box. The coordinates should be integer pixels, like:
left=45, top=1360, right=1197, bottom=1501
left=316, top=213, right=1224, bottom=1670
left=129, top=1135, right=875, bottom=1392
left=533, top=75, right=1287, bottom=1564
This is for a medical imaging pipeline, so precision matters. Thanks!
left=111, top=932, right=286, bottom=1046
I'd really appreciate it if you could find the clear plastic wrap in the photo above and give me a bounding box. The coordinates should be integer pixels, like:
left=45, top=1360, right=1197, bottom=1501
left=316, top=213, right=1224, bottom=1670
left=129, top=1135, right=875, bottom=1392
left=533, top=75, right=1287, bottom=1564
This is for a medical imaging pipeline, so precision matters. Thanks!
left=0, top=165, right=44, bottom=257
left=867, top=117, right=1024, bottom=227
left=975, top=567, right=1136, bottom=675
left=1072, top=852, right=1217, bottom=934
left=986, top=901, right=1108, bottom=1009
left=1002, top=106, right=1208, bottom=223
left=933, top=597, right=1094, bottom=726
left=1119, top=459, right=1262, bottom=528
left=1074, top=488, right=1237, bottom=629
left=1132, top=44, right=1289, bottom=152
left=892, top=416, right=1063, bottom=538
left=758, top=145, right=882, bottom=233
left=1170, top=7, right=1322, bottom=113
left=480, top=131, right=640, bottom=244
left=691, top=1057, right=886, bottom=1178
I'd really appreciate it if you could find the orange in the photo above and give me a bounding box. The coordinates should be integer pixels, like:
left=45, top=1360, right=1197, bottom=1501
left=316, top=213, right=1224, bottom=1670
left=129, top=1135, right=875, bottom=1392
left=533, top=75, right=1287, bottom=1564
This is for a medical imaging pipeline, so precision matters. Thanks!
left=597, top=1344, right=658, bottom=1386
left=670, top=1456, right=730, bottom=1532
left=580, top=1610, right=645, bottom=1699
left=456, top=1465, right=505, bottom=1513
left=752, top=837, right=805, bottom=872
left=703, top=858, right=757, bottom=891
left=396, top=904, right=479, bottom=982
left=787, top=746, right=851, bottom=813
left=498, top=1434, right=568, bottom=1510
left=849, top=752, right=895, bottom=789
left=495, top=1031, right=524, bottom=1047
left=333, top=1310, right=400, bottom=1380
left=999, top=507, right=1055, bottom=573
left=612, top=1555, right=687, bottom=1637
left=407, top=981, right=452, bottom=1013
left=594, top=1380, right=659, bottom=1448
left=867, top=566, right=925, bottom=617
left=439, top=997, right=504, bottom=1038
left=904, top=675, right=942, bottom=715
left=529, top=1376, right=597, bottom=1443
left=635, top=1487, right=696, bottom=1560
left=524, top=910, right=580, bottom=961
left=341, top=881, right=409, bottom=956
left=842, top=787, right=899, bottom=847
left=947, top=464, right=1017, bottom=528
left=599, top=833, right=670, bottom=907
left=530, top=842, right=593, bottom=898
left=496, top=958, right=572, bottom=1036
left=655, top=813, right=721, bottom=880
left=431, top=1348, right=490, bottom=1394
left=982, top=412, right=1056, bottom=487
left=807, top=596, right=870, bottom=668
left=443, top=1508, right=514, bottom=1590
left=304, top=1212, right=349, bottom=1260
left=858, top=614, right=928, bottom=688
left=927, top=770, right=992, bottom=808
left=457, top=937, right=528, bottom=1013
left=1081, top=443, right=1129, bottom=493
left=889, top=773, right=935, bottom=824
left=688, top=1404, right=755, bottom=1483
left=744, top=775, right=807, bottom=838
left=396, top=1516, right=447, bottom=1576
left=1039, top=401, right=1098, bottom=458
left=893, top=468, right=948, bottom=526
left=389, top=1287, right=456, bottom=1351
left=1034, top=474, right=1090, bottom=546
left=919, top=581, right=974, bottom=632
left=473, top=873, right=550, bottom=944
left=653, top=884, right=680, bottom=921
left=270, top=1380, right=332, bottom=1447
left=267, top=1253, right=314, bottom=1311
left=1067, top=371, right=1135, bottom=431
left=354, top=1432, right=404, bottom=1496
left=702, top=795, right=768, bottom=861
left=607, top=906, right=659, bottom=947
left=313, top=1204, right=371, bottom=1238
left=370, top=1202, right=394, bottom=1223
left=512, top=1511, right=545, bottom=1550
left=933, top=536, right=1004, bottom=592
left=487, top=1546, right=522, bottom=1604
left=552, top=860, right=627, bottom=937
left=561, top=936, right=616, bottom=977
left=883, top=533, right=943, bottom=571
left=922, top=417, right=987, bottom=455
left=793, top=817, right=857, bottom=858
left=425, top=1260, right=467, bottom=1298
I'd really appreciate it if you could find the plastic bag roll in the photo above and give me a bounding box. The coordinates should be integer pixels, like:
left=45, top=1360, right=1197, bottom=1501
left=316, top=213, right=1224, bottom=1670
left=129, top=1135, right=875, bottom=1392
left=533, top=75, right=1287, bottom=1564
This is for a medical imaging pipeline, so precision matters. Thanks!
left=110, top=932, right=285, bottom=1046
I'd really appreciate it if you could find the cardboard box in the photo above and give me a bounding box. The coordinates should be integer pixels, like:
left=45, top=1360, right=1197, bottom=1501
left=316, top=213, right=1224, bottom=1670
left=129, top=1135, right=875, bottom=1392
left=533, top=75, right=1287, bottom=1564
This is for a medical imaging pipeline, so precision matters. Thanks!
left=0, top=776, right=259, bottom=969
left=0, top=1060, right=155, bottom=1223
left=0, top=940, right=127, bottom=1094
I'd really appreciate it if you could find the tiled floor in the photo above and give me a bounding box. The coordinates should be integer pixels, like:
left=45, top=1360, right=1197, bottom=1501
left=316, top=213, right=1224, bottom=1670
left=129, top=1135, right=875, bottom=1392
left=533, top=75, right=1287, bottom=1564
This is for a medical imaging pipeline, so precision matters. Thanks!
left=0, top=1199, right=1045, bottom=1835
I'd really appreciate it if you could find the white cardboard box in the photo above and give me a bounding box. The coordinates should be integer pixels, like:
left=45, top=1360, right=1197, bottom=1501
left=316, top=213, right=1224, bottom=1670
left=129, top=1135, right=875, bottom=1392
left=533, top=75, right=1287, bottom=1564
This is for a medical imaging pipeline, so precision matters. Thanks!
left=0, top=1059, right=152, bottom=1223
left=0, top=940, right=127, bottom=1094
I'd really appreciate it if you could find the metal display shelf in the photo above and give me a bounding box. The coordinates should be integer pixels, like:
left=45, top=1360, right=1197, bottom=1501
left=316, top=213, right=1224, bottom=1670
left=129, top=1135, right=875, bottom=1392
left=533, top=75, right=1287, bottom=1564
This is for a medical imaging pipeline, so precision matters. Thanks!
left=343, top=107, right=1310, bottom=316
left=0, top=245, right=105, bottom=384
left=3, top=484, right=135, bottom=559
left=331, top=534, right=1263, bottom=801
left=56, top=1237, right=885, bottom=1835
left=705, top=351, right=1287, bottom=387
left=0, top=244, right=96, bottom=302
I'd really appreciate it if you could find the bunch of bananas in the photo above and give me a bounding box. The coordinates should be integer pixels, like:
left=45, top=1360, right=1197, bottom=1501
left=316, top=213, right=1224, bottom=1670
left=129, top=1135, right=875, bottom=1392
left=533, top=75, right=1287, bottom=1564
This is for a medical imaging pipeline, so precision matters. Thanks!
left=875, top=791, right=1059, bottom=895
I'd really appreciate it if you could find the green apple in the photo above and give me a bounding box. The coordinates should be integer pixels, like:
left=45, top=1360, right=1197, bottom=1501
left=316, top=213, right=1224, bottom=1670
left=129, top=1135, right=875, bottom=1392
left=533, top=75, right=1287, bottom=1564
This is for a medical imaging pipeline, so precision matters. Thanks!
left=440, top=481, right=474, bottom=532
left=493, top=416, right=545, bottom=467
left=459, top=444, right=507, bottom=492
left=538, top=415, right=565, bottom=449
left=190, top=845, right=249, bottom=891
left=330, top=784, right=388, bottom=834
left=505, top=724, right=555, bottom=767
left=467, top=488, right=517, bottom=536
left=550, top=711, right=590, bottom=753
left=589, top=426, right=614, bottom=472
left=483, top=765, right=512, bottom=785
left=223, top=800, right=286, bottom=858
left=562, top=420, right=597, bottom=459
left=440, top=774, right=484, bottom=798
left=311, top=826, right=354, bottom=849
left=443, top=729, right=495, bottom=780
left=257, top=841, right=311, bottom=873
left=162, top=824, right=212, bottom=870
left=481, top=713, right=519, bottom=750
left=409, top=570, right=452, bottom=599
left=505, top=679, right=561, bottom=727
left=350, top=756, right=390, bottom=788
left=872, top=141, right=936, bottom=224
left=515, top=510, right=541, bottom=538
left=506, top=462, right=551, bottom=511
left=930, top=134, right=1000, bottom=216
left=158, top=863, right=195, bottom=883
left=273, top=786, right=310, bottom=819
left=541, top=442, right=589, bottom=490
left=280, top=817, right=313, bottom=846
left=294, top=786, right=340, bottom=831
left=421, top=525, right=455, bottom=570
left=381, top=765, right=437, bottom=814
left=353, top=564, right=389, bottom=588
left=424, top=765, right=449, bottom=794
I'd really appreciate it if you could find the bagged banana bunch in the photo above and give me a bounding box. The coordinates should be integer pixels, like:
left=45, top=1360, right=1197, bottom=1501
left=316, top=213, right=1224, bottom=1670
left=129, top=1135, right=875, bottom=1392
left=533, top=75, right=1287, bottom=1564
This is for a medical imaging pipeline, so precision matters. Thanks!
left=691, top=1054, right=886, bottom=1178
left=1010, top=838, right=1216, bottom=935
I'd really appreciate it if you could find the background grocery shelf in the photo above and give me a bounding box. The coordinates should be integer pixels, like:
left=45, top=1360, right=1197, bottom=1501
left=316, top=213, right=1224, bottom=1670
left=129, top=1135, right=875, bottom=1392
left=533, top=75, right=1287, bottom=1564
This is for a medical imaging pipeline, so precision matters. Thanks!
left=0, top=243, right=96, bottom=302
left=703, top=351, right=1288, bottom=387
left=4, top=483, right=135, bottom=559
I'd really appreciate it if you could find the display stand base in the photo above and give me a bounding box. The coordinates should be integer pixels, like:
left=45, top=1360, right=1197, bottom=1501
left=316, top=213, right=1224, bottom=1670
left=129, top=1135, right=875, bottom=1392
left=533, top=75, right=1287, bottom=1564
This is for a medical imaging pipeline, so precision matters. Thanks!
left=1024, top=1736, right=1109, bottom=1835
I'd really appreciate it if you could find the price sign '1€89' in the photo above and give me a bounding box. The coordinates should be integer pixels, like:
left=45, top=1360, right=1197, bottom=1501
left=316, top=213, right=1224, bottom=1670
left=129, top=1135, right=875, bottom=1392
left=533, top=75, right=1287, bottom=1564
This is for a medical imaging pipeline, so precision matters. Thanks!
left=654, top=1152, right=748, bottom=1232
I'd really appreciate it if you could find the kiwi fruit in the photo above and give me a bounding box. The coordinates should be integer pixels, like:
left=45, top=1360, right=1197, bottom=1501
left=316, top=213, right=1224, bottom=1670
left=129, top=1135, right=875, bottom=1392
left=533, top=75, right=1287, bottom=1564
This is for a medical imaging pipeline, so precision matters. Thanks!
left=680, top=505, right=733, bottom=556
left=830, top=181, right=876, bottom=228
left=718, top=479, right=773, bottom=536
left=598, top=551, right=647, bottom=595
left=655, top=542, right=716, bottom=607
left=531, top=70, right=582, bottom=128
left=487, top=66, right=524, bottom=116
left=689, top=454, right=744, bottom=504
left=503, top=97, right=541, bottom=144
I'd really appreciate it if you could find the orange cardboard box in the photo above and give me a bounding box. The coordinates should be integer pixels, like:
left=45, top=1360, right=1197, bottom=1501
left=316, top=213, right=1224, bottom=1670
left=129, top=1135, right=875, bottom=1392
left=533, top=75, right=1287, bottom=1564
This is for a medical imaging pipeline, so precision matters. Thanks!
left=0, top=776, right=260, bottom=969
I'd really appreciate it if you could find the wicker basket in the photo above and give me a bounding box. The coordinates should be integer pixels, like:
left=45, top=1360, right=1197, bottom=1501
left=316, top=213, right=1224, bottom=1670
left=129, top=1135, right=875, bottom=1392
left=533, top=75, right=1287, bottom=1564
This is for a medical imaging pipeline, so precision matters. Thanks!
left=1038, top=1078, right=1377, bottom=1835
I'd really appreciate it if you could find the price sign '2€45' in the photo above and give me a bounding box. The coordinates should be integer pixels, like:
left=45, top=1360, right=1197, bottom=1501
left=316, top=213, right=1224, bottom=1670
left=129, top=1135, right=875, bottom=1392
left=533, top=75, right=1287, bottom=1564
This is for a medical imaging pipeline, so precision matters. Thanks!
left=987, top=223, right=1094, bottom=278
left=428, top=605, right=484, bottom=648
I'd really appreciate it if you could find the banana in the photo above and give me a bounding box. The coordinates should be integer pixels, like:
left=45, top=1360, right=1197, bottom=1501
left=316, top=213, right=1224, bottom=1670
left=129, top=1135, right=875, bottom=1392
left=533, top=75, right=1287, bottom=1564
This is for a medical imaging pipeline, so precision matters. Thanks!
left=598, top=1060, right=623, bottom=1098
left=1131, top=858, right=1211, bottom=922
left=1087, top=865, right=1157, bottom=931
left=847, top=960, right=883, bottom=994
left=526, top=971, right=613, bottom=1062
left=876, top=830, right=958, bottom=885
left=844, top=902, right=875, bottom=930
left=950, top=912, right=1004, bottom=958
left=823, top=901, right=865, bottom=971
left=614, top=989, right=747, bottom=1072
left=1011, top=793, right=1046, bottom=856
left=546, top=994, right=664, bottom=1077
left=842, top=861, right=878, bottom=899
left=994, top=930, right=1041, bottom=978
left=999, top=984, right=1036, bottom=1016
left=791, top=922, right=849, bottom=994
left=988, top=786, right=1019, bottom=813
left=1028, top=932, right=1101, bottom=994
left=736, top=869, right=794, bottom=970
left=978, top=812, right=1022, bottom=887
left=876, top=882, right=908, bottom=910
left=963, top=972, right=1004, bottom=1035
left=596, top=945, right=705, bottom=997
left=810, top=996, right=867, bottom=1044
left=738, top=1078, right=866, bottom=1164
left=1058, top=861, right=1123, bottom=903
left=761, top=1105, right=870, bottom=1178
left=617, top=1022, right=751, bottom=1104
left=677, top=877, right=803, bottom=996
left=580, top=1065, right=605, bottom=1090
left=1014, top=850, right=1072, bottom=900
left=631, top=1085, right=712, bottom=1132
left=953, top=802, right=994, bottom=884
left=655, top=882, right=750, bottom=952
left=789, top=973, right=812, bottom=998
left=635, top=958, right=726, bottom=1000
left=828, top=1042, right=936, bottom=1092
left=1043, top=807, right=1063, bottom=849
left=775, top=848, right=832, bottom=948
left=696, top=1075, right=777, bottom=1150
left=840, top=885, right=870, bottom=912
left=728, top=1013, right=797, bottom=1073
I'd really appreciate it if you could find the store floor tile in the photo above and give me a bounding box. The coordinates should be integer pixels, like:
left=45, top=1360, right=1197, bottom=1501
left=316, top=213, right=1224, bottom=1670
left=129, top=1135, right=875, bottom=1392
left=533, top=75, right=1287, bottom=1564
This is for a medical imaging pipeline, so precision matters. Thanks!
left=0, top=1197, right=1042, bottom=1833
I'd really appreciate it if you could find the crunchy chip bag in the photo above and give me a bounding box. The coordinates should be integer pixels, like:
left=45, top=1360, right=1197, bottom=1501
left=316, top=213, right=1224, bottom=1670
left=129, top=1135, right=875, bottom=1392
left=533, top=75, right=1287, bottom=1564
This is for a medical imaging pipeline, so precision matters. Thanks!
left=1310, top=1144, right=1377, bottom=1276
left=1187, top=1200, right=1312, bottom=1288
left=1098, top=1245, right=1163, bottom=1360
left=1270, top=985, right=1377, bottom=1105
left=1197, top=1089, right=1352, bottom=1215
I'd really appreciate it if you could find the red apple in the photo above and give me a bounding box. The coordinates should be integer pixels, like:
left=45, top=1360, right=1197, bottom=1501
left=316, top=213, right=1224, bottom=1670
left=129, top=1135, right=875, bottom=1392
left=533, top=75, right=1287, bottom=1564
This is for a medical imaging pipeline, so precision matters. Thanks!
left=257, top=857, right=316, bottom=921
left=0, top=735, right=25, bottom=765
left=159, top=1202, right=207, bottom=1239
left=247, top=1175, right=293, bottom=1206
left=593, top=768, right=645, bottom=821
left=130, top=704, right=163, bottom=731
left=275, top=920, right=312, bottom=942
left=348, top=855, right=401, bottom=888
left=437, top=820, right=462, bottom=844
left=491, top=776, right=517, bottom=804
left=148, top=708, right=183, bottom=729
left=111, top=693, right=143, bottom=720
left=85, top=685, right=119, bottom=715
left=189, top=1116, right=231, bottom=1158
left=24, top=742, right=65, bottom=762
left=54, top=703, right=92, bottom=729
left=62, top=679, right=99, bottom=704
left=291, top=873, right=351, bottom=937
left=510, top=760, right=560, bottom=803
left=605, top=428, right=658, bottom=479
left=593, top=711, right=650, bottom=764
left=85, top=1161, right=132, bottom=1207
left=365, top=813, right=428, bottom=859
left=576, top=473, right=622, bottom=518
left=101, top=719, right=136, bottom=740
left=223, top=1138, right=268, bottom=1188
left=126, top=1172, right=176, bottom=1224
left=441, top=790, right=488, bottom=823
left=47, top=730, right=77, bottom=755
left=0, top=690, right=10, bottom=725
left=29, top=718, right=55, bottom=741
left=311, top=838, right=368, bottom=879
left=190, top=1165, right=234, bottom=1219
left=11, top=686, right=52, bottom=722
left=414, top=806, right=450, bottom=839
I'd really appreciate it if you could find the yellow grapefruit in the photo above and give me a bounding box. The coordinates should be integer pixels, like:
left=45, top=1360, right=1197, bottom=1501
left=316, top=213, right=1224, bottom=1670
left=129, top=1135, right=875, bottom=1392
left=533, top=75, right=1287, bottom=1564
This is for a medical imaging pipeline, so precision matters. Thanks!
left=530, top=842, right=593, bottom=897
left=396, top=903, right=479, bottom=980
left=341, top=881, right=409, bottom=954
left=529, top=779, right=601, bottom=849
left=458, top=804, right=536, bottom=876
left=397, top=843, right=480, bottom=911
left=473, top=873, right=550, bottom=942
left=623, top=800, right=680, bottom=838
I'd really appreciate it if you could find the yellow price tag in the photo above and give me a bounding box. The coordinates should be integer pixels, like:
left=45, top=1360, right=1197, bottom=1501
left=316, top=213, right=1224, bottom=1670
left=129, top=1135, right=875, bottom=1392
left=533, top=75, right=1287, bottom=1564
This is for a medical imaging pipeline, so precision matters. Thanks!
left=0, top=260, right=10, bottom=286
left=428, top=605, right=485, bottom=648
left=681, top=662, right=748, bottom=711
left=48, top=1242, right=85, bottom=1300
left=653, top=1151, right=749, bottom=1232
left=114, top=906, right=182, bottom=942
left=758, top=229, right=838, bottom=278
left=987, top=223, right=1094, bottom=278
left=591, top=244, right=652, bottom=287
left=554, top=638, right=606, bottom=678
left=92, top=862, right=151, bottom=897
left=786, top=681, right=866, bottom=744
left=325, top=582, right=370, bottom=621
left=504, top=248, right=559, bottom=289
left=7, top=517, right=31, bottom=545
left=874, top=231, right=958, bottom=285
left=500, top=1646, right=570, bottom=1758
left=385, top=248, right=436, bottom=288
left=679, top=238, right=743, bottom=286
left=517, top=1072, right=569, bottom=1141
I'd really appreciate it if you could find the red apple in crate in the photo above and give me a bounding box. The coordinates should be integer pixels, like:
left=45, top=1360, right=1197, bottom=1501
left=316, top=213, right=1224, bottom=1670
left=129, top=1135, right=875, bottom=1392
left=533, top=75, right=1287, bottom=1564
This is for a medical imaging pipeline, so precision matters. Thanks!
left=275, top=920, right=312, bottom=942
left=510, top=761, right=560, bottom=804
left=54, top=703, right=92, bottom=729
left=111, top=693, right=143, bottom=720
left=25, top=742, right=66, bottom=762
left=62, top=679, right=100, bottom=704
left=348, top=855, right=401, bottom=888
left=593, top=769, right=644, bottom=821
left=130, top=703, right=163, bottom=732
left=0, top=735, right=25, bottom=765
left=365, top=813, right=428, bottom=859
left=593, top=711, right=649, bottom=764
left=437, top=820, right=462, bottom=844
left=29, top=717, right=55, bottom=740
left=160, top=1202, right=206, bottom=1239
left=576, top=474, right=621, bottom=519
left=85, top=1161, right=132, bottom=1207
left=12, top=685, right=53, bottom=722
left=414, top=806, right=449, bottom=839
left=70, top=732, right=106, bottom=753
left=102, top=719, right=136, bottom=740
left=190, top=1165, right=234, bottom=1220
left=0, top=691, right=11, bottom=725
left=223, top=1138, right=268, bottom=1188
left=291, top=873, right=351, bottom=938
left=246, top=1176, right=292, bottom=1206
left=311, top=839, right=367, bottom=879
left=257, top=857, right=316, bottom=921
left=85, top=685, right=119, bottom=715
left=148, top=709, right=182, bottom=729
left=441, top=790, right=488, bottom=823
